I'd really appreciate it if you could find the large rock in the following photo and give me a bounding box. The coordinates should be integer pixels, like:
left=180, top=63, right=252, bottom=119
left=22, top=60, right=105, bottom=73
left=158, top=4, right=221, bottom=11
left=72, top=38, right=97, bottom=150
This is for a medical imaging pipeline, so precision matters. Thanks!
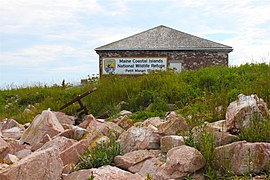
left=0, top=119, right=25, bottom=140
left=19, top=110, right=64, bottom=146
left=128, top=150, right=165, bottom=174
left=156, top=145, right=206, bottom=179
left=1, top=127, right=23, bottom=140
left=81, top=115, right=124, bottom=138
left=0, top=147, right=63, bottom=180
left=192, top=125, right=239, bottom=147
left=118, top=125, right=160, bottom=154
left=4, top=140, right=26, bottom=156
left=138, top=157, right=164, bottom=179
left=160, top=135, right=185, bottom=153
left=63, top=165, right=143, bottom=180
left=214, top=141, right=270, bottom=175
left=37, top=136, right=75, bottom=152
left=226, top=94, right=270, bottom=132
left=114, top=150, right=155, bottom=170
left=157, top=111, right=189, bottom=135
left=53, top=112, right=75, bottom=126
left=0, top=119, right=24, bottom=132
left=206, top=120, right=228, bottom=132
left=60, top=139, right=88, bottom=166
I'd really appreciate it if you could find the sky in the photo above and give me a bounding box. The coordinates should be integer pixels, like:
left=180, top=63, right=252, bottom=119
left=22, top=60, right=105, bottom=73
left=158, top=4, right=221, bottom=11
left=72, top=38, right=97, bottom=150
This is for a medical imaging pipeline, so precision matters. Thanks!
left=0, top=0, right=270, bottom=88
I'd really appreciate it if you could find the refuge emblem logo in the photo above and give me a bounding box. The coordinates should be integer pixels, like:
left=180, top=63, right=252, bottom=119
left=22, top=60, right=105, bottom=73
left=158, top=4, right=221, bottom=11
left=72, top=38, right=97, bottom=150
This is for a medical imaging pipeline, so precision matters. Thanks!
left=104, top=59, right=116, bottom=73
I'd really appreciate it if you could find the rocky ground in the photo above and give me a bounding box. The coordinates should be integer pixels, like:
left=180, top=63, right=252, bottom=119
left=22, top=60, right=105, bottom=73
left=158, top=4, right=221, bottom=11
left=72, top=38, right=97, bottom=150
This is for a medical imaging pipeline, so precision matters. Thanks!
left=0, top=94, right=270, bottom=180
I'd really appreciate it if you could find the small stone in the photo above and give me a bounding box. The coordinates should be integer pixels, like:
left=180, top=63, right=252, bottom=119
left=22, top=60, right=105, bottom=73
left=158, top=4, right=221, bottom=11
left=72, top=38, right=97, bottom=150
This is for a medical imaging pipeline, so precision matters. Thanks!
left=3, top=154, right=19, bottom=164
left=0, top=163, right=9, bottom=170
left=141, top=117, right=163, bottom=127
left=71, top=126, right=87, bottom=140
left=116, top=116, right=134, bottom=130
left=119, top=110, right=132, bottom=116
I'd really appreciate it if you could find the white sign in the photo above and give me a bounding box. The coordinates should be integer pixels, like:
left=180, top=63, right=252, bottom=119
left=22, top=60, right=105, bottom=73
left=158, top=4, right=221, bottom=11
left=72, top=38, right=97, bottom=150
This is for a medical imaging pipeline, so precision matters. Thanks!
left=102, top=57, right=167, bottom=75
left=169, top=62, right=182, bottom=73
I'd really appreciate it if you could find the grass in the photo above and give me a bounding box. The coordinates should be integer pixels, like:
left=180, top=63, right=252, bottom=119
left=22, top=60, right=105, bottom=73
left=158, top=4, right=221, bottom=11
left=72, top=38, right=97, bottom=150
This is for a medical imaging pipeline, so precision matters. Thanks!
left=1, top=63, right=269, bottom=125
left=238, top=115, right=270, bottom=142
left=183, top=127, right=218, bottom=179
left=75, top=138, right=122, bottom=170
left=0, top=63, right=269, bottom=178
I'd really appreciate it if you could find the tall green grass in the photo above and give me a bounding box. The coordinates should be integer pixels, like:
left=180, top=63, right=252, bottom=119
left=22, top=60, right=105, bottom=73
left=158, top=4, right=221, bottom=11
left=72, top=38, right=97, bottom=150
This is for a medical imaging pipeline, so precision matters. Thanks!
left=75, top=138, right=121, bottom=170
left=0, top=63, right=269, bottom=124
left=1, top=63, right=269, bottom=179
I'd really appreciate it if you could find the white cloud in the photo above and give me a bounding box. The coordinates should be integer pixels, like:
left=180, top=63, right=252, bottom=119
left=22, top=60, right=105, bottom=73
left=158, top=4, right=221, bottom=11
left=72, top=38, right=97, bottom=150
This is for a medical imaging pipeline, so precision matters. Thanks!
left=0, top=44, right=88, bottom=66
left=48, top=64, right=93, bottom=72
left=0, top=0, right=131, bottom=33
left=174, top=0, right=270, bottom=65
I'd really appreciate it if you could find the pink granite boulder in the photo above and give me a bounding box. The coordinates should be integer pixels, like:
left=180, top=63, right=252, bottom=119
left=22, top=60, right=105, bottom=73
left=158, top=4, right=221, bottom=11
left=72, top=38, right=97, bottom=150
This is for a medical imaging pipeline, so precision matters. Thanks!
left=19, top=110, right=64, bottom=146
left=214, top=141, right=270, bottom=175
left=62, top=165, right=143, bottom=180
left=0, top=147, right=63, bottom=180
left=156, top=145, right=206, bottom=179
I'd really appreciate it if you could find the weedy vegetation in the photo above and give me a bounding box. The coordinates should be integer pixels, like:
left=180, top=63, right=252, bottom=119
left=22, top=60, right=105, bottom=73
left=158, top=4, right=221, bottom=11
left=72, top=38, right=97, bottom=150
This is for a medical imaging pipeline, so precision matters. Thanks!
left=1, top=63, right=269, bottom=124
left=1, top=63, right=270, bottom=178
left=75, top=138, right=122, bottom=170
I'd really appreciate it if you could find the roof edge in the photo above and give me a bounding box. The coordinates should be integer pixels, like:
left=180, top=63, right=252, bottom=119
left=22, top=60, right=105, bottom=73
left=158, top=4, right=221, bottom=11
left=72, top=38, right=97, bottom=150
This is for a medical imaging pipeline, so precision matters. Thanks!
left=95, top=47, right=233, bottom=52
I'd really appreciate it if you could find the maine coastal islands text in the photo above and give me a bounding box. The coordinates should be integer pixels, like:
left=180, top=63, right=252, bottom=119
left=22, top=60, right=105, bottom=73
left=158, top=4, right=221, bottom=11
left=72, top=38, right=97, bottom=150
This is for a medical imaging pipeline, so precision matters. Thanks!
left=103, top=58, right=167, bottom=74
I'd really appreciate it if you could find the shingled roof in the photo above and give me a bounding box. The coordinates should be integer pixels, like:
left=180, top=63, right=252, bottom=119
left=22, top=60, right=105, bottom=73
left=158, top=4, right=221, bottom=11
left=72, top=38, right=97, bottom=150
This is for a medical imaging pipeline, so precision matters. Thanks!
left=95, top=25, right=233, bottom=52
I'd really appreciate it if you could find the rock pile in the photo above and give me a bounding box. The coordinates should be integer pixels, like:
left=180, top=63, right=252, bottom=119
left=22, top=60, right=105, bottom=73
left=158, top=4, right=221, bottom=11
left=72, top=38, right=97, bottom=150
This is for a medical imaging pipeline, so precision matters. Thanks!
left=0, top=94, right=269, bottom=179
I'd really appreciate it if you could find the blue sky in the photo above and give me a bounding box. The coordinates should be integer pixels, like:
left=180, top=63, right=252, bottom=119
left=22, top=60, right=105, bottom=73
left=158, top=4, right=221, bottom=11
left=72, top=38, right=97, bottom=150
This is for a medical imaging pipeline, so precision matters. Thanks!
left=1, top=0, right=270, bottom=88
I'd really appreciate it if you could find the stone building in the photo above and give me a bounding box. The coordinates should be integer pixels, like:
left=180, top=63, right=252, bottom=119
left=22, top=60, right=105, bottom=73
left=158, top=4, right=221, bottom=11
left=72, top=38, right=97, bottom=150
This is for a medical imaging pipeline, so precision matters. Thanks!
left=95, top=25, right=233, bottom=76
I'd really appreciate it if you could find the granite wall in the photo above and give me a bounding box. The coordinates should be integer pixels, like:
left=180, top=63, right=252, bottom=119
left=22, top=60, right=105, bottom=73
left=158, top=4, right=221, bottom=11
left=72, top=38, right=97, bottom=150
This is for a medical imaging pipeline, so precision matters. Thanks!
left=96, top=50, right=229, bottom=75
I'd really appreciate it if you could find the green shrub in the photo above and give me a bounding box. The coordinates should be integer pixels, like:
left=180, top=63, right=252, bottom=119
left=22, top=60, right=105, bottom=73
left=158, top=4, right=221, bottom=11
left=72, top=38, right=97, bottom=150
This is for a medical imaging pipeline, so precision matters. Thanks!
left=131, top=110, right=165, bottom=122
left=127, top=90, right=155, bottom=112
left=182, top=130, right=196, bottom=148
left=199, top=131, right=217, bottom=179
left=1, top=63, right=269, bottom=124
left=75, top=138, right=122, bottom=170
left=239, top=115, right=270, bottom=142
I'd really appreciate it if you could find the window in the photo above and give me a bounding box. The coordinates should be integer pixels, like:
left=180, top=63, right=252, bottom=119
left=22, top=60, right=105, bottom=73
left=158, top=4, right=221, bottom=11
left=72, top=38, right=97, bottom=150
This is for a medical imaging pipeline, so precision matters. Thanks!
left=169, top=62, right=182, bottom=73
